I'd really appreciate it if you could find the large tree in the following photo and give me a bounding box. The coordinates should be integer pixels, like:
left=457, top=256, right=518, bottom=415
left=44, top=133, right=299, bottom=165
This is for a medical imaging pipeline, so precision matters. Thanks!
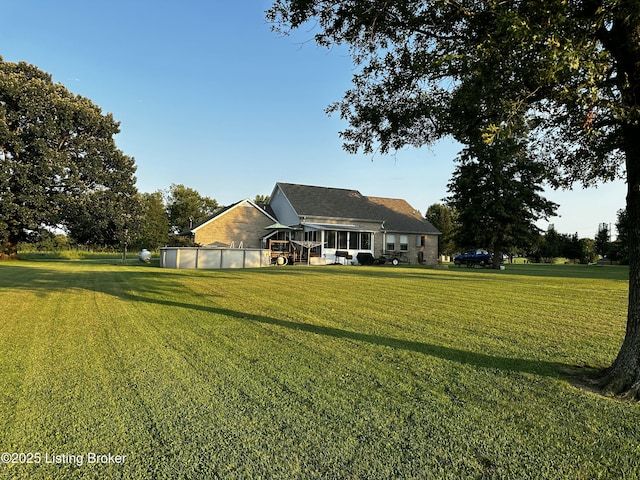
left=425, top=203, right=457, bottom=256
left=133, top=191, right=170, bottom=250
left=65, top=189, right=141, bottom=248
left=165, top=184, right=219, bottom=234
left=0, top=59, right=137, bottom=257
left=267, top=1, right=640, bottom=398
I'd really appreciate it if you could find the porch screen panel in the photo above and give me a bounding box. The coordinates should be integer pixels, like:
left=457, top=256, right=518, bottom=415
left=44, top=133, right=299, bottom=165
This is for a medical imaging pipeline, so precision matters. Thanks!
left=326, top=231, right=336, bottom=249
left=338, top=231, right=348, bottom=249
left=305, top=231, right=321, bottom=255
left=361, top=233, right=371, bottom=250
left=349, top=232, right=358, bottom=249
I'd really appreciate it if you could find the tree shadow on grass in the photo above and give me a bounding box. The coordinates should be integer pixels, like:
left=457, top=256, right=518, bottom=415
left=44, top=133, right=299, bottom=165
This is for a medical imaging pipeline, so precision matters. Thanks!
left=118, top=289, right=568, bottom=379
left=0, top=262, right=571, bottom=380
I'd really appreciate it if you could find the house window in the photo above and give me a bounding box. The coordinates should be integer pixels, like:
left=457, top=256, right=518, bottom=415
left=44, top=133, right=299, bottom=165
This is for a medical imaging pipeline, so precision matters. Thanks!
left=386, top=234, right=396, bottom=251
left=337, top=231, right=348, bottom=249
left=327, top=230, right=372, bottom=250
left=400, top=235, right=409, bottom=251
left=326, top=231, right=336, bottom=249
left=416, top=235, right=425, bottom=247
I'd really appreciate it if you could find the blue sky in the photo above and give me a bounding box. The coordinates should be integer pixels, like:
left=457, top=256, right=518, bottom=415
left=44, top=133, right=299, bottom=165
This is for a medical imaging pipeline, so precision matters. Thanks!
left=3, top=0, right=626, bottom=238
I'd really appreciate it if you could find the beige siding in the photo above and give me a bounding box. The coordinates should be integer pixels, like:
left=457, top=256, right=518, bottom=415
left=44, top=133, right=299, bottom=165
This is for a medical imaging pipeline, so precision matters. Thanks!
left=373, top=232, right=439, bottom=265
left=193, top=202, right=273, bottom=248
left=422, top=235, right=439, bottom=265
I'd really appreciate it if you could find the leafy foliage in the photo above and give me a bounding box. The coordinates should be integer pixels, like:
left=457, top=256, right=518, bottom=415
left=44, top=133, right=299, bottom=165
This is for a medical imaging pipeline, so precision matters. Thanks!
left=165, top=183, right=219, bottom=234
left=132, top=191, right=169, bottom=250
left=533, top=225, right=597, bottom=264
left=0, top=59, right=137, bottom=256
left=425, top=203, right=458, bottom=256
left=267, top=1, right=631, bottom=184
left=253, top=194, right=271, bottom=206
left=595, top=223, right=613, bottom=257
left=65, top=190, right=142, bottom=247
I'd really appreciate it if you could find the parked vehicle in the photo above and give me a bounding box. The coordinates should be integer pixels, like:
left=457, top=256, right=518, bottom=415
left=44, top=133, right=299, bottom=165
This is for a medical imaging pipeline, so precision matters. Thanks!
left=453, top=249, right=493, bottom=267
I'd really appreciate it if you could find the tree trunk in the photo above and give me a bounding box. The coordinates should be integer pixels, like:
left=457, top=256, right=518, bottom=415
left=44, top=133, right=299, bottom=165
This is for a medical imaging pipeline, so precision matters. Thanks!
left=492, top=251, right=502, bottom=269
left=491, top=241, right=503, bottom=270
left=591, top=4, right=640, bottom=399
left=0, top=239, right=19, bottom=260
left=597, top=121, right=640, bottom=399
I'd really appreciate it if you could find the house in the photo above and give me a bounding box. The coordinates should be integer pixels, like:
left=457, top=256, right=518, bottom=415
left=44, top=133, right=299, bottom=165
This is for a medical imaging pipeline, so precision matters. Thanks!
left=179, top=182, right=440, bottom=266
left=184, top=198, right=277, bottom=248
left=268, top=183, right=440, bottom=265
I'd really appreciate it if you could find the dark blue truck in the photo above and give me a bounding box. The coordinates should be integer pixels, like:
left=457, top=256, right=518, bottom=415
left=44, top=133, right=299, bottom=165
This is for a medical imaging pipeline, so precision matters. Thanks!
left=453, top=249, right=493, bottom=267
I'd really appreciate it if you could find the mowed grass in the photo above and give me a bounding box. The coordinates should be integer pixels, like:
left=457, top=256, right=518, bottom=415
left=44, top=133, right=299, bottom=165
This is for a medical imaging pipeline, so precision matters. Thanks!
left=0, top=260, right=638, bottom=479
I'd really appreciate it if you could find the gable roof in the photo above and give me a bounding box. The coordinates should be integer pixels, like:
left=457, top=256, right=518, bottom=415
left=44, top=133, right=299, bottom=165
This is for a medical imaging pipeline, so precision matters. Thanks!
left=184, top=198, right=277, bottom=234
left=367, top=196, right=440, bottom=234
left=273, top=183, right=370, bottom=219
left=272, top=182, right=440, bottom=234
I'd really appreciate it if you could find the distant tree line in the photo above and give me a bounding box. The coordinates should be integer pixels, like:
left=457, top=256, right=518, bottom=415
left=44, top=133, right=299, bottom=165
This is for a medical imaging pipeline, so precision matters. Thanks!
left=18, top=185, right=271, bottom=253
left=426, top=203, right=628, bottom=264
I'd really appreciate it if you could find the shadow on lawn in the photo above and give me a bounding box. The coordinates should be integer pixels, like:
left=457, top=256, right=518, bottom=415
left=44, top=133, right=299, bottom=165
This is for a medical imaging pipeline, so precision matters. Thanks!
left=0, top=262, right=568, bottom=379
left=300, top=261, right=630, bottom=283
left=118, top=288, right=567, bottom=379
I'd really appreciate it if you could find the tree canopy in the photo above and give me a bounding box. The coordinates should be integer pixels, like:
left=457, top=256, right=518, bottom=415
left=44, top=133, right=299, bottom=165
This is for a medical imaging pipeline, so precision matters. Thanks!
left=425, top=203, right=457, bottom=256
left=0, top=58, right=138, bottom=257
left=165, top=184, right=219, bottom=235
left=131, top=191, right=169, bottom=250
left=267, top=1, right=632, bottom=183
left=267, top=1, right=640, bottom=398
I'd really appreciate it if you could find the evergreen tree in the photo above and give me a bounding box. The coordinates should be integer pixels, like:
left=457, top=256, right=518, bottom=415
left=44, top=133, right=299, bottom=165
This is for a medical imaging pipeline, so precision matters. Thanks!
left=595, top=224, right=612, bottom=257
left=425, top=203, right=457, bottom=256
left=447, top=134, right=557, bottom=267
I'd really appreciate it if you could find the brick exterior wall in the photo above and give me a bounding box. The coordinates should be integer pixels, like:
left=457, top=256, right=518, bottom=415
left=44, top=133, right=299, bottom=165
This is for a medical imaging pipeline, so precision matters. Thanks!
left=422, top=234, right=439, bottom=265
left=372, top=232, right=439, bottom=265
left=193, top=202, right=273, bottom=248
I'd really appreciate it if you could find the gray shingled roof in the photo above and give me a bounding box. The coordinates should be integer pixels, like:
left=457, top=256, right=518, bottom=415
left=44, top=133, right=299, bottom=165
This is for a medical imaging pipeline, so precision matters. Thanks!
left=275, top=183, right=440, bottom=234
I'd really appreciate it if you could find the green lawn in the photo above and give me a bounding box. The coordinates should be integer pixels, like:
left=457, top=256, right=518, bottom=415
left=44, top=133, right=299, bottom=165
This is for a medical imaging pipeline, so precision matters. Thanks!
left=0, top=260, right=638, bottom=479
